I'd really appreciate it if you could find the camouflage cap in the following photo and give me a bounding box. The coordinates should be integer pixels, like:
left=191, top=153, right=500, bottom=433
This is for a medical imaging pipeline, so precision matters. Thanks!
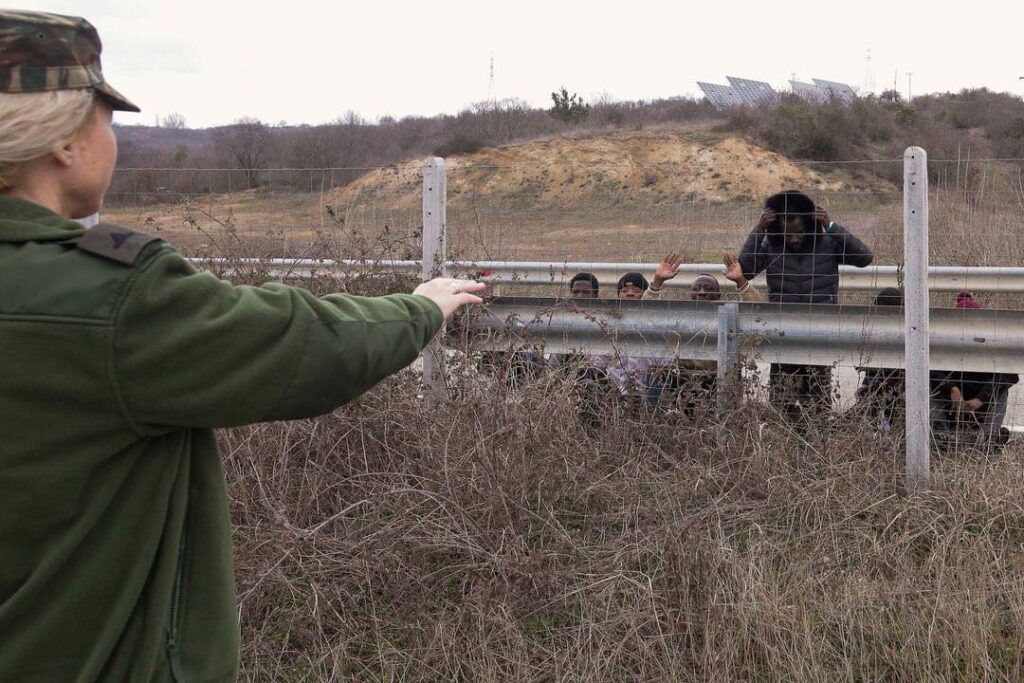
left=0, top=10, right=139, bottom=112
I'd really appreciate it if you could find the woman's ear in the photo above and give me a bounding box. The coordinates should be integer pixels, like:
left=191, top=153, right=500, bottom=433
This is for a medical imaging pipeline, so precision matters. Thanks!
left=52, top=142, right=74, bottom=168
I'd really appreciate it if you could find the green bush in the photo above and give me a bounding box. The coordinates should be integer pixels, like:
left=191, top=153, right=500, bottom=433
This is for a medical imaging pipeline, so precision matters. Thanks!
left=549, top=87, right=590, bottom=125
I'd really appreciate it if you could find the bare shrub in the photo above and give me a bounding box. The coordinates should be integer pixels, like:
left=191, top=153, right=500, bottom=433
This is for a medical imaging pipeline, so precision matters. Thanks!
left=223, top=360, right=1024, bottom=681
left=433, top=134, right=487, bottom=158
left=164, top=204, right=1024, bottom=679
left=213, top=117, right=276, bottom=189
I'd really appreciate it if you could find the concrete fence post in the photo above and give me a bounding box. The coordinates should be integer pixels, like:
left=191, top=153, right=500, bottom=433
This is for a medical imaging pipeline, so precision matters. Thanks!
left=422, top=157, right=448, bottom=400
left=716, top=302, right=740, bottom=418
left=904, top=147, right=930, bottom=493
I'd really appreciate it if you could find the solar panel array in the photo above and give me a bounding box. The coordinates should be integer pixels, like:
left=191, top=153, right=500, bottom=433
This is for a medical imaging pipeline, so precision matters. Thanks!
left=811, top=79, right=857, bottom=104
left=790, top=80, right=830, bottom=105
left=697, top=81, right=746, bottom=109
left=725, top=77, right=779, bottom=106
left=700, top=75, right=858, bottom=109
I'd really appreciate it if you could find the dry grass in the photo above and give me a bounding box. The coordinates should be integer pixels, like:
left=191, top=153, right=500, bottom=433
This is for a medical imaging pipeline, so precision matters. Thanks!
left=211, top=246, right=1024, bottom=681
left=224, top=364, right=1024, bottom=681
left=104, top=161, right=1024, bottom=680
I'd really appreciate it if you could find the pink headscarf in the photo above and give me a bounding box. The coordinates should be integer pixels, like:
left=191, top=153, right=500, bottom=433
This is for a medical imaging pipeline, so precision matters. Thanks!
left=956, top=291, right=983, bottom=309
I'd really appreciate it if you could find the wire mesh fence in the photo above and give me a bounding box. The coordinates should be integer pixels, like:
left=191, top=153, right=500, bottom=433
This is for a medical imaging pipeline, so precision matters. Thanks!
left=97, top=151, right=1024, bottom=679
left=105, top=152, right=1024, bottom=461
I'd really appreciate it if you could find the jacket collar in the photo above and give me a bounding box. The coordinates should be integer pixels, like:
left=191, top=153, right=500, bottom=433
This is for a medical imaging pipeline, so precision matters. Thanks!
left=0, top=194, right=85, bottom=243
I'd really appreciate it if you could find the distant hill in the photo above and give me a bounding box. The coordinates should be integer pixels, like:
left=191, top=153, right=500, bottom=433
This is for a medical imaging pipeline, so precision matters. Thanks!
left=110, top=88, right=1024, bottom=201
left=114, top=124, right=214, bottom=149
left=329, top=128, right=892, bottom=210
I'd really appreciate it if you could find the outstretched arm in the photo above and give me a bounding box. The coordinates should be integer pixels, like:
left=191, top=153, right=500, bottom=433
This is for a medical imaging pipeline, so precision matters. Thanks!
left=114, top=249, right=484, bottom=430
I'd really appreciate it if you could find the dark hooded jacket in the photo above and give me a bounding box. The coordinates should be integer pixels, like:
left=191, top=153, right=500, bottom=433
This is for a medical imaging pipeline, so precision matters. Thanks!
left=738, top=191, right=874, bottom=304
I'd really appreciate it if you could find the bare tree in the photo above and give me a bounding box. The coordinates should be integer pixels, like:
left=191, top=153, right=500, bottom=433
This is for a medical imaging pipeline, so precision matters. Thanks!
left=492, top=97, right=531, bottom=142
left=338, top=110, right=367, bottom=127
left=290, top=125, right=352, bottom=169
left=465, top=97, right=532, bottom=144
left=213, top=117, right=275, bottom=189
left=159, top=112, right=188, bottom=129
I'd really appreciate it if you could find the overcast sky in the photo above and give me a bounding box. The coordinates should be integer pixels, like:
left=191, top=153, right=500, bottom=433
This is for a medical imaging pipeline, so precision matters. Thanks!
left=19, top=0, right=1024, bottom=128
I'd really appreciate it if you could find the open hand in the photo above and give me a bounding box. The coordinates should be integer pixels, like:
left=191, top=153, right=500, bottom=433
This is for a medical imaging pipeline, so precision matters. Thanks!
left=723, top=252, right=746, bottom=287
left=653, top=252, right=682, bottom=287
left=413, top=278, right=486, bottom=320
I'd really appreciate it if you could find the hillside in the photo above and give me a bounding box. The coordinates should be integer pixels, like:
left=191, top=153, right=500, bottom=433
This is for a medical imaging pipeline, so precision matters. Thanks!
left=330, top=129, right=893, bottom=211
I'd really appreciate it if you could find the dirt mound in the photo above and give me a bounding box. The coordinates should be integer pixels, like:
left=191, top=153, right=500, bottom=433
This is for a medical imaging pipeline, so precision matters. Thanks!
left=331, top=130, right=887, bottom=210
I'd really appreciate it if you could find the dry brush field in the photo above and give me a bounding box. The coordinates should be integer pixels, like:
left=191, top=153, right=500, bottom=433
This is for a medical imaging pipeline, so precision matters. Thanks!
left=223, top=355, right=1024, bottom=681
left=104, top=133, right=1024, bottom=680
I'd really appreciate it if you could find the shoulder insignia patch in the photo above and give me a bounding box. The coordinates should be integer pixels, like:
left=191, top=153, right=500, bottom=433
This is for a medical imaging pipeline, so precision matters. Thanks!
left=72, top=223, right=162, bottom=265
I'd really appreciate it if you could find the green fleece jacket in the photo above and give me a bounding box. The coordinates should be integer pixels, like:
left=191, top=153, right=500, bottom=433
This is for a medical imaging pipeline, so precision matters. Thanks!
left=0, top=195, right=444, bottom=682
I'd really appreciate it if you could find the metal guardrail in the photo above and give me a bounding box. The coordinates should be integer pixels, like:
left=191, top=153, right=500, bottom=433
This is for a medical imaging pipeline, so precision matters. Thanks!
left=197, top=258, right=1024, bottom=293
left=463, top=297, right=1024, bottom=373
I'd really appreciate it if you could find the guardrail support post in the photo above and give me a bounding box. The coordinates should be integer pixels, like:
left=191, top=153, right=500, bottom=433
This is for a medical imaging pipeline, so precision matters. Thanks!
left=422, top=157, right=448, bottom=400
left=904, top=147, right=930, bottom=493
left=716, top=302, right=740, bottom=418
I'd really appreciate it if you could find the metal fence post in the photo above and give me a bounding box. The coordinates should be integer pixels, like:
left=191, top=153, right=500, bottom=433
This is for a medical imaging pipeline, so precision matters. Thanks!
left=716, top=302, right=740, bottom=418
left=422, top=157, right=448, bottom=400
left=904, top=147, right=930, bottom=493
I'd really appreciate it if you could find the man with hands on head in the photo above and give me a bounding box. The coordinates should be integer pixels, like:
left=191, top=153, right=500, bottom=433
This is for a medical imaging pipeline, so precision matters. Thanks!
left=738, top=191, right=873, bottom=306
left=737, top=190, right=873, bottom=422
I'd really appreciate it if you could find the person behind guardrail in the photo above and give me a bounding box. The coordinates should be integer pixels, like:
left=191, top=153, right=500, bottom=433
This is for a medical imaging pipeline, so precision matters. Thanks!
left=737, top=190, right=874, bottom=423
left=929, top=292, right=1018, bottom=451
left=605, top=272, right=664, bottom=406
left=0, top=11, right=486, bottom=682
left=855, top=287, right=905, bottom=431
left=569, top=271, right=600, bottom=299
left=567, top=272, right=605, bottom=375
left=576, top=271, right=666, bottom=409
left=617, top=271, right=649, bottom=300
left=547, top=271, right=615, bottom=423
left=644, top=252, right=764, bottom=415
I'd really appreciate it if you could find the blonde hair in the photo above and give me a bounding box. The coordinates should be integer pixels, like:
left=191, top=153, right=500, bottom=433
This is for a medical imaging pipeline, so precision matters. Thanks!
left=0, top=89, right=96, bottom=190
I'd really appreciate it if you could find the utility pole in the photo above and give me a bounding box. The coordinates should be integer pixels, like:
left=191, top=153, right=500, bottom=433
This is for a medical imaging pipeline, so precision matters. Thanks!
left=487, top=54, right=496, bottom=107
left=906, top=72, right=914, bottom=101
left=863, top=46, right=875, bottom=95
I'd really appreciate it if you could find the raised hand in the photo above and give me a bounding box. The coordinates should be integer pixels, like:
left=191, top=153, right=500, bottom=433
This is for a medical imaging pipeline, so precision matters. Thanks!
left=653, top=252, right=683, bottom=288
left=754, top=209, right=776, bottom=233
left=814, top=206, right=832, bottom=229
left=723, top=252, right=746, bottom=285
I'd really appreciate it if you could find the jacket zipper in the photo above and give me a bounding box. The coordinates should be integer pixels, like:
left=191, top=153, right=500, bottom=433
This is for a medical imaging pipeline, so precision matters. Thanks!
left=166, top=523, right=188, bottom=682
